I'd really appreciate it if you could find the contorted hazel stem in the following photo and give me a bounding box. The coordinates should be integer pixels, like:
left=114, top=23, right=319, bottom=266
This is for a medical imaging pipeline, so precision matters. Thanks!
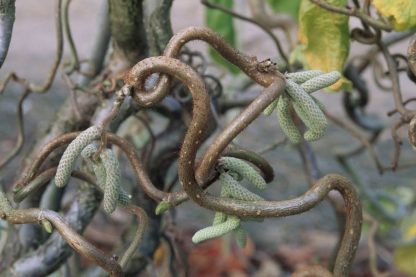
left=16, top=26, right=362, bottom=275
left=124, top=26, right=285, bottom=107
left=125, top=55, right=360, bottom=276
left=0, top=188, right=123, bottom=277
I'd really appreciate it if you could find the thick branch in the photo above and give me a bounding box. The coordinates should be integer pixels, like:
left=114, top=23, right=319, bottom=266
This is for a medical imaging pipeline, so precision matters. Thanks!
left=0, top=0, right=15, bottom=68
left=109, top=0, right=148, bottom=69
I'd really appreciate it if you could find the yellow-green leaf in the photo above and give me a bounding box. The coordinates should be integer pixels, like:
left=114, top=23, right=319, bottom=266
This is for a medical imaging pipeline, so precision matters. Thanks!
left=267, top=0, right=301, bottom=19
left=205, top=0, right=239, bottom=75
left=298, top=0, right=351, bottom=91
left=394, top=210, right=416, bottom=276
left=401, top=210, right=416, bottom=242
left=373, top=0, right=416, bottom=31
left=394, top=245, right=416, bottom=276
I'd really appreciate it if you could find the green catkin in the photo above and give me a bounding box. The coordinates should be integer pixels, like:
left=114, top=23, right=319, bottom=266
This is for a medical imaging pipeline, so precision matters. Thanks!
left=286, top=79, right=327, bottom=134
left=234, top=226, right=247, bottom=248
left=212, top=184, right=229, bottom=225
left=197, top=172, right=262, bottom=245
left=155, top=201, right=171, bottom=215
left=219, top=157, right=267, bottom=190
left=220, top=173, right=264, bottom=201
left=117, top=190, right=131, bottom=206
left=212, top=211, right=227, bottom=226
left=292, top=101, right=326, bottom=141
left=262, top=99, right=278, bottom=116
left=55, top=126, right=101, bottom=188
left=286, top=70, right=323, bottom=84
left=81, top=144, right=107, bottom=187
left=82, top=144, right=131, bottom=209
left=300, top=71, right=341, bottom=93
left=192, top=216, right=240, bottom=243
left=276, top=95, right=302, bottom=144
left=304, top=129, right=326, bottom=141
left=100, top=149, right=121, bottom=214
left=0, top=189, right=12, bottom=216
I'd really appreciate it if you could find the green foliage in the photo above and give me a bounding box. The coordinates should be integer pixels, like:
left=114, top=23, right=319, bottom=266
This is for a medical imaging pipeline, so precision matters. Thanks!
left=373, top=0, right=416, bottom=31
left=394, top=210, right=416, bottom=275
left=204, top=0, right=239, bottom=74
left=297, top=0, right=351, bottom=91
left=234, top=226, right=247, bottom=247
left=267, top=0, right=301, bottom=19
left=155, top=200, right=171, bottom=215
left=41, top=220, right=53, bottom=233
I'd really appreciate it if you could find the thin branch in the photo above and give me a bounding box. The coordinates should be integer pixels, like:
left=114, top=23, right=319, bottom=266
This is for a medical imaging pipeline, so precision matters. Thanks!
left=0, top=0, right=64, bottom=93
left=0, top=189, right=123, bottom=276
left=309, top=0, right=392, bottom=31
left=325, top=110, right=384, bottom=174
left=119, top=205, right=148, bottom=269
left=0, top=89, right=31, bottom=170
left=201, top=0, right=289, bottom=65
left=62, top=0, right=80, bottom=73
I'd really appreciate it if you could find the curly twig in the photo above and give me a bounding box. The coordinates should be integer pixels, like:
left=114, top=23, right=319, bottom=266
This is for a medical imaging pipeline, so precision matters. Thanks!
left=0, top=189, right=123, bottom=277
left=0, top=0, right=64, bottom=93
left=125, top=53, right=361, bottom=276
left=309, top=0, right=392, bottom=31
left=0, top=89, right=31, bottom=170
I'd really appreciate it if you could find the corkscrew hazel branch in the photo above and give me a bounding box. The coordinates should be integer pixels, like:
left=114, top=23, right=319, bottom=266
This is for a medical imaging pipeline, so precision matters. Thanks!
left=0, top=187, right=123, bottom=277
left=11, top=167, right=146, bottom=273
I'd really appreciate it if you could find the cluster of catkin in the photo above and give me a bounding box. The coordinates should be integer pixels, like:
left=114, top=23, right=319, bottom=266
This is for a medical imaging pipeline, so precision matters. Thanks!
left=192, top=157, right=267, bottom=247
left=264, top=70, right=341, bottom=143
left=54, top=126, right=130, bottom=214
